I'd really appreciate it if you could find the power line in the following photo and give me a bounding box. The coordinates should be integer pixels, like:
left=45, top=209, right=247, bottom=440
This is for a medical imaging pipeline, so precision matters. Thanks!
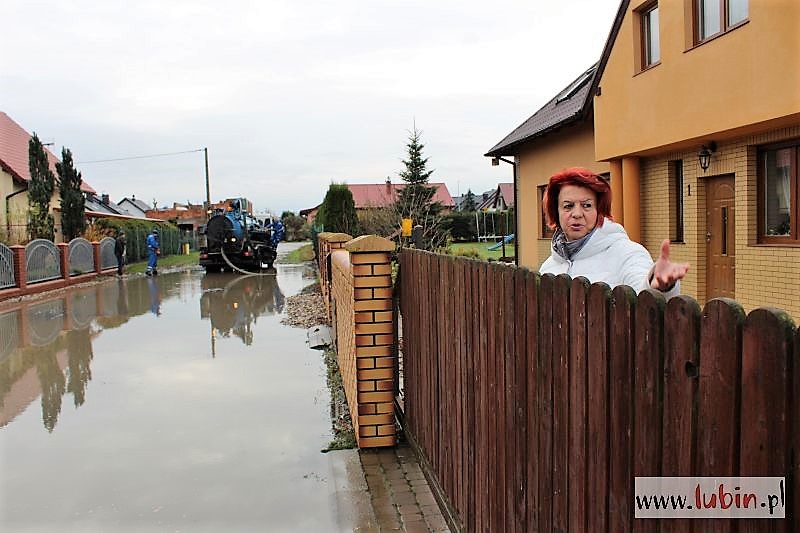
left=77, top=148, right=205, bottom=164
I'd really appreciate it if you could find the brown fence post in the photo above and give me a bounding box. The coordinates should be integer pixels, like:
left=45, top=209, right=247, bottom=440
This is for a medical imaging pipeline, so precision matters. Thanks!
left=10, top=245, right=26, bottom=290
left=93, top=241, right=102, bottom=273
left=57, top=243, right=70, bottom=282
left=344, top=235, right=396, bottom=448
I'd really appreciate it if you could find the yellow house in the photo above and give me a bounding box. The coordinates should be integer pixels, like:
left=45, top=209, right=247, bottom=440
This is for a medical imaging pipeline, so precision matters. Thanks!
left=486, top=64, right=610, bottom=269
left=592, top=0, right=800, bottom=316
left=1, top=112, right=96, bottom=244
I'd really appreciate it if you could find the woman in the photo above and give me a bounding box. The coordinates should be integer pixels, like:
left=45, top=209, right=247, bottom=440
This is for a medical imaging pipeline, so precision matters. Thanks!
left=539, top=167, right=689, bottom=296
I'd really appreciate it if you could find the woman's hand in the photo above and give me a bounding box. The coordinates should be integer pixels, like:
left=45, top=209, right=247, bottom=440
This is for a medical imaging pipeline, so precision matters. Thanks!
left=650, top=239, right=690, bottom=291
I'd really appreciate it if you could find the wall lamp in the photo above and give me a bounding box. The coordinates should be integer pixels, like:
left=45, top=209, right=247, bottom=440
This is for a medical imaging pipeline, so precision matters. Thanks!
left=698, top=141, right=717, bottom=172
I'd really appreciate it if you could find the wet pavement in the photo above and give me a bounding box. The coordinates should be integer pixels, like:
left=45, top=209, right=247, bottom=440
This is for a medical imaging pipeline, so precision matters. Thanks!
left=0, top=243, right=449, bottom=532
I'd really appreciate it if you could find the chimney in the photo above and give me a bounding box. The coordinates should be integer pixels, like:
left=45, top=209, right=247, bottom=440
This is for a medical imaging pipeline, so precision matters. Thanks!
left=101, top=193, right=110, bottom=205
left=385, top=176, right=392, bottom=195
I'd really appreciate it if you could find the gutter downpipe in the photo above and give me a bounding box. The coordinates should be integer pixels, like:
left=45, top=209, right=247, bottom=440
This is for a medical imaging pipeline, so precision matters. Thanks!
left=5, top=184, right=29, bottom=236
left=492, top=156, right=518, bottom=266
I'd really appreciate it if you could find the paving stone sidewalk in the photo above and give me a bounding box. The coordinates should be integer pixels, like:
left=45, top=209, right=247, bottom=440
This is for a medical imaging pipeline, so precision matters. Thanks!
left=355, top=443, right=451, bottom=532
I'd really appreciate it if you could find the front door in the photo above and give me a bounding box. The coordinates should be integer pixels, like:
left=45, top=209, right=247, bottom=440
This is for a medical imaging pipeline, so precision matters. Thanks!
left=705, top=175, right=735, bottom=299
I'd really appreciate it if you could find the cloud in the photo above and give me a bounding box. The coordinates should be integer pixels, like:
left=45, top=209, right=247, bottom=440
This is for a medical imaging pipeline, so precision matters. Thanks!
left=1, top=0, right=619, bottom=212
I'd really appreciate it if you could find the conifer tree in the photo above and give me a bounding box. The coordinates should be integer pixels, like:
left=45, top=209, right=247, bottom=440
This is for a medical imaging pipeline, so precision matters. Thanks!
left=394, top=126, right=446, bottom=249
left=27, top=133, right=56, bottom=241
left=57, top=147, right=86, bottom=241
left=318, top=183, right=359, bottom=235
left=462, top=189, right=478, bottom=212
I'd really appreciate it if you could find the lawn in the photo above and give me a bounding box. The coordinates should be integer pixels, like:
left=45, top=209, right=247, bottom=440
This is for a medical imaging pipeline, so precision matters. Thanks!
left=280, top=243, right=315, bottom=264
left=448, top=241, right=516, bottom=261
left=126, top=251, right=200, bottom=274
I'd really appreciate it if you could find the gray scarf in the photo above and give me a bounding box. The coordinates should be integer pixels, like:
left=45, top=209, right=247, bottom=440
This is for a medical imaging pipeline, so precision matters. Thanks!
left=552, top=227, right=597, bottom=261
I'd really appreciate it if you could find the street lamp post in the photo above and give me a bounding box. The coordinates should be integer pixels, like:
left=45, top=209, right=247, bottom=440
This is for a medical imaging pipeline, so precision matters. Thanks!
left=204, top=147, right=211, bottom=214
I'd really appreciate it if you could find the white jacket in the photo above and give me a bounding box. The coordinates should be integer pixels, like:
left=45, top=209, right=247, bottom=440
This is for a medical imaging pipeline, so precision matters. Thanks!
left=539, top=219, right=680, bottom=298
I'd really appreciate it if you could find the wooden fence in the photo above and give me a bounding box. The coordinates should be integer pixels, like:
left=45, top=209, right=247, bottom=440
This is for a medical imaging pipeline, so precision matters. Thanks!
left=398, top=248, right=799, bottom=532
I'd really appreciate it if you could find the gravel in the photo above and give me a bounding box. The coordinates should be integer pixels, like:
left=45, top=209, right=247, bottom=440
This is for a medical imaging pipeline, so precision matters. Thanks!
left=281, top=282, right=329, bottom=329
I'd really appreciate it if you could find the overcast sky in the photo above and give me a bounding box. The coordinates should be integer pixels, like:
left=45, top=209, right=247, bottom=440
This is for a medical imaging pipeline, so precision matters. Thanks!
left=2, top=0, right=619, bottom=214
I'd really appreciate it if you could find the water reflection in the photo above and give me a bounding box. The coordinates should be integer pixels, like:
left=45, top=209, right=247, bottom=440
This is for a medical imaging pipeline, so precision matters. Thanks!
left=1, top=272, right=288, bottom=432
left=200, top=273, right=285, bottom=350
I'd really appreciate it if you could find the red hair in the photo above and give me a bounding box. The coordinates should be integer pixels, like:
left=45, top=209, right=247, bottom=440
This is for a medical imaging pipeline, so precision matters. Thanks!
left=542, top=167, right=613, bottom=230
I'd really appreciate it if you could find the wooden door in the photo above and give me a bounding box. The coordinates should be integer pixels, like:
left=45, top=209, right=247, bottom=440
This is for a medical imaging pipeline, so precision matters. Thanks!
left=706, top=175, right=735, bottom=299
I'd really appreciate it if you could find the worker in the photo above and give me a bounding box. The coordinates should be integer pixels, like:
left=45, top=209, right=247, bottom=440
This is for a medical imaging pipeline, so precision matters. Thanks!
left=267, top=218, right=285, bottom=247
left=146, top=228, right=160, bottom=276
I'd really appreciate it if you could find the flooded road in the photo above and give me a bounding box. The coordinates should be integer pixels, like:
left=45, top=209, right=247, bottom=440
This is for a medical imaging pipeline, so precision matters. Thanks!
left=0, top=244, right=372, bottom=532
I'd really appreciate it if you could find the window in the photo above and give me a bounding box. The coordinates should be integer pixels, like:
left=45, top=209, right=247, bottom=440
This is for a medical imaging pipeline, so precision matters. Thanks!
left=697, top=0, right=748, bottom=42
left=758, top=143, right=799, bottom=244
left=538, top=185, right=554, bottom=239
left=669, top=160, right=684, bottom=242
left=641, top=3, right=660, bottom=68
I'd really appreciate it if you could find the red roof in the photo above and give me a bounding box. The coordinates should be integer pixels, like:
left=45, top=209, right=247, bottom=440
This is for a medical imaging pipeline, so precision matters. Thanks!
left=498, top=183, right=515, bottom=208
left=348, top=182, right=455, bottom=209
left=0, top=112, right=95, bottom=193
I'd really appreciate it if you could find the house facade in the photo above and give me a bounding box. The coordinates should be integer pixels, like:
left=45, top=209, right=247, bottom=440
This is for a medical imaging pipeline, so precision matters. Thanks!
left=486, top=64, right=610, bottom=269
left=1, top=112, right=96, bottom=244
left=593, top=0, right=800, bottom=315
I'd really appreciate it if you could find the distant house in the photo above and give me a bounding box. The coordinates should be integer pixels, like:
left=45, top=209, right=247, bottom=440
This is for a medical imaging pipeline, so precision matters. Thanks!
left=118, top=196, right=151, bottom=218
left=348, top=179, right=455, bottom=211
left=486, top=63, right=608, bottom=268
left=0, top=111, right=97, bottom=243
left=147, top=202, right=208, bottom=235
left=301, top=179, right=455, bottom=226
left=476, top=183, right=515, bottom=212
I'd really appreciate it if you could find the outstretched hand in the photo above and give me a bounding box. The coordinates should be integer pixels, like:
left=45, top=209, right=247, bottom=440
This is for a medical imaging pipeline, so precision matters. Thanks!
left=650, top=239, right=690, bottom=291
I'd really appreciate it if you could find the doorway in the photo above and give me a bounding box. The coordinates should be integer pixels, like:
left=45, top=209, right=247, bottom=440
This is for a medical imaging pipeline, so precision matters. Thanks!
left=705, top=175, right=735, bottom=299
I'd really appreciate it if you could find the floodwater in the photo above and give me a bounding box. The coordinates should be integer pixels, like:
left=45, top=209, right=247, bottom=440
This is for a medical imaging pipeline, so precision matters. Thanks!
left=0, top=243, right=372, bottom=533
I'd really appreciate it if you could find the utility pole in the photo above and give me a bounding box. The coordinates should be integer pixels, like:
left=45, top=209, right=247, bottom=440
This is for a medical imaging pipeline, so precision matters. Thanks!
left=204, top=147, right=211, bottom=215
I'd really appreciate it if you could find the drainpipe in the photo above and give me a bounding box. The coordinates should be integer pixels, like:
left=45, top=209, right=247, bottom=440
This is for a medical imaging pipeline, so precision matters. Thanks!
left=491, top=156, right=518, bottom=266
left=5, top=184, right=29, bottom=236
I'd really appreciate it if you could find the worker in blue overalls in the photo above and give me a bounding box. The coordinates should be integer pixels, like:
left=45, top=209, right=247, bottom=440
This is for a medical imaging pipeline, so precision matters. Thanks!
left=267, top=218, right=285, bottom=248
left=146, top=228, right=160, bottom=276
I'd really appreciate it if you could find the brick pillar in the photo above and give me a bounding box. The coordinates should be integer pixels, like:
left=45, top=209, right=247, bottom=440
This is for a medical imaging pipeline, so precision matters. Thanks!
left=319, top=232, right=352, bottom=323
left=345, top=235, right=396, bottom=447
left=57, top=243, right=70, bottom=281
left=93, top=241, right=102, bottom=273
left=10, top=245, right=26, bottom=290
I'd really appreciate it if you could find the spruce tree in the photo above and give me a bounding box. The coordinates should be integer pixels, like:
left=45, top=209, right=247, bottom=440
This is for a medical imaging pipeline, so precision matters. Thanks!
left=27, top=133, right=56, bottom=241
left=57, top=147, right=86, bottom=241
left=462, top=189, right=478, bottom=212
left=394, top=127, right=446, bottom=250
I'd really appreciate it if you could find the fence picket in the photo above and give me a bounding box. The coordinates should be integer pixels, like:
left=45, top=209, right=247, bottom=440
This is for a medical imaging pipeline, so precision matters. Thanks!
left=739, top=309, right=795, bottom=533
left=525, top=270, right=540, bottom=531
left=512, top=269, right=529, bottom=533
left=569, top=277, right=590, bottom=533
left=537, top=273, right=555, bottom=532
left=633, top=290, right=666, bottom=533
left=695, top=299, right=745, bottom=531
left=609, top=285, right=636, bottom=533
left=661, top=296, right=701, bottom=533
left=587, top=282, right=612, bottom=532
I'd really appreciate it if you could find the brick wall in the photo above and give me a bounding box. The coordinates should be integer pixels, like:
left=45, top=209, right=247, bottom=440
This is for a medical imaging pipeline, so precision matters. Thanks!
left=639, top=123, right=800, bottom=319
left=321, top=233, right=397, bottom=448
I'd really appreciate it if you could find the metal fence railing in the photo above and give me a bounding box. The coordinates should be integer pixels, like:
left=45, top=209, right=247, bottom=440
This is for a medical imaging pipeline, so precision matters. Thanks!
left=99, top=237, right=117, bottom=270
left=26, top=300, right=64, bottom=346
left=26, top=239, right=61, bottom=284
left=70, top=290, right=97, bottom=329
left=68, top=238, right=94, bottom=275
left=0, top=310, right=19, bottom=361
left=0, top=243, right=14, bottom=289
